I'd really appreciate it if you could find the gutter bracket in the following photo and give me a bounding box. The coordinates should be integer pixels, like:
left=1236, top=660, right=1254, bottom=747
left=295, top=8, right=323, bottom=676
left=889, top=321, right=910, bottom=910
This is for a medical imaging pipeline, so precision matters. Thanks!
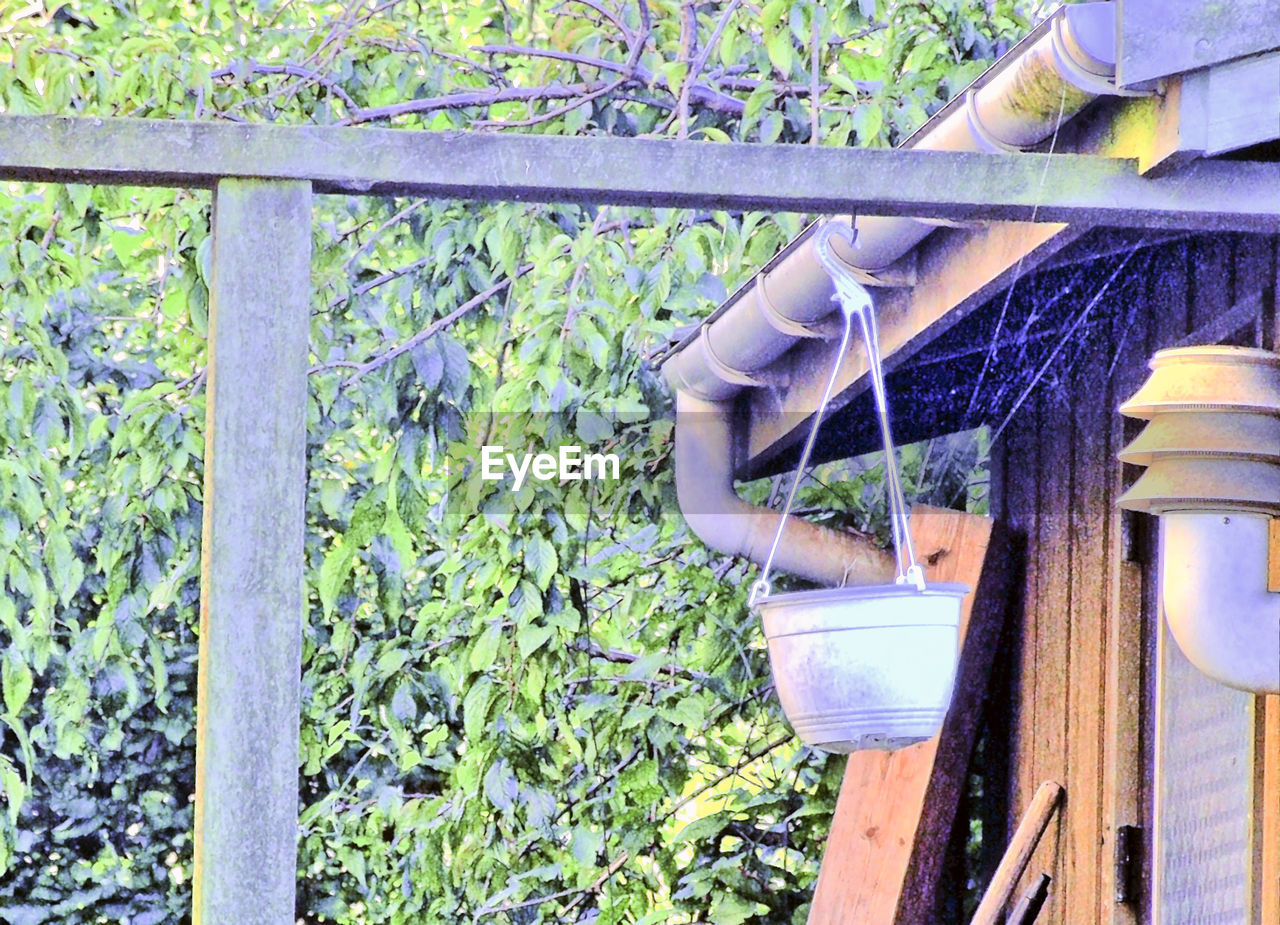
left=697, top=322, right=783, bottom=389
left=1051, top=17, right=1151, bottom=98
left=757, top=284, right=839, bottom=339
left=965, top=90, right=1026, bottom=153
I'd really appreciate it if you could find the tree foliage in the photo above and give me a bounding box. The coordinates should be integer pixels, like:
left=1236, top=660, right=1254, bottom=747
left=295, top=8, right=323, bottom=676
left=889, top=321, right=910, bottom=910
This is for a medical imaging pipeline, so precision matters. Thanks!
left=1, top=0, right=1030, bottom=921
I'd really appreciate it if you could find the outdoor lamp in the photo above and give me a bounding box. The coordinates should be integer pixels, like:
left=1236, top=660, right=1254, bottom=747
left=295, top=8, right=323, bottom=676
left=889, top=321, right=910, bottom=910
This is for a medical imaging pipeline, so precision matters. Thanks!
left=1117, top=346, right=1280, bottom=694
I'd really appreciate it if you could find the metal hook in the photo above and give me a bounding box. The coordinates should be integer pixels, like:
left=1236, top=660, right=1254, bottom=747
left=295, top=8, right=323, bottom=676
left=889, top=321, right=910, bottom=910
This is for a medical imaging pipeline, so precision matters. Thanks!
left=813, top=223, right=872, bottom=316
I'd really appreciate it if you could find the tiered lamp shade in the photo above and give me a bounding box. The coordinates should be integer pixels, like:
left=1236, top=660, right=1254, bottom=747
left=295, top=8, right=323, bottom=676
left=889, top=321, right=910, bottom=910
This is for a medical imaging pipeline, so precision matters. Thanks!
left=1117, top=457, right=1280, bottom=514
left=1118, top=345, right=1280, bottom=419
left=1115, top=345, right=1280, bottom=693
left=1118, top=347, right=1280, bottom=515
left=1117, top=411, right=1280, bottom=466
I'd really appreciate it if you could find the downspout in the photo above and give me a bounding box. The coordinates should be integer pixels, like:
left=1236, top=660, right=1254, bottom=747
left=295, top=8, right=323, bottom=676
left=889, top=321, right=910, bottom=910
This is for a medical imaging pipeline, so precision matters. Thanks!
left=666, top=2, right=1135, bottom=583
left=675, top=390, right=897, bottom=586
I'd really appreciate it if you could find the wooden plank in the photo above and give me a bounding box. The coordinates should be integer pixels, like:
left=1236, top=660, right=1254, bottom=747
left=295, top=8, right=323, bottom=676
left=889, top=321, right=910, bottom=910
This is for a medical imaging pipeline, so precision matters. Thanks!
left=1001, top=393, right=1042, bottom=869
left=1233, top=234, right=1275, bottom=347
left=193, top=179, right=311, bottom=924
left=1, top=116, right=1278, bottom=229
left=1026, top=386, right=1071, bottom=925
left=1259, top=695, right=1280, bottom=924
left=1062, top=312, right=1114, bottom=925
left=1189, top=236, right=1236, bottom=333
left=1102, top=242, right=1153, bottom=925
left=808, top=506, right=992, bottom=925
left=1102, top=562, right=1144, bottom=923
left=971, top=781, right=1065, bottom=925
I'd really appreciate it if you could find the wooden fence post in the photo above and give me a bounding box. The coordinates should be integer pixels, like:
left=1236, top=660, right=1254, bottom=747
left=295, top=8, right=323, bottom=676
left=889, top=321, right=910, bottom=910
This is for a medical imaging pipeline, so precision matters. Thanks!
left=193, top=178, right=311, bottom=923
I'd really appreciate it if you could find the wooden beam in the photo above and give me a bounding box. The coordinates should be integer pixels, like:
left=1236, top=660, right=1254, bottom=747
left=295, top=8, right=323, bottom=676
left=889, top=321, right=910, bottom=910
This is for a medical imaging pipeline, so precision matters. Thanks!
left=895, top=523, right=1014, bottom=924
left=193, top=179, right=311, bottom=924
left=1, top=116, right=1278, bottom=229
left=808, top=507, right=995, bottom=925
left=1117, top=0, right=1280, bottom=87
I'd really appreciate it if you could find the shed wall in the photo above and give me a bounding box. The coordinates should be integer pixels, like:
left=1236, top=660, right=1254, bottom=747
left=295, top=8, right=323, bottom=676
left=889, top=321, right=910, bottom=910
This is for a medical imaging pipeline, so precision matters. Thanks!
left=988, top=232, right=1279, bottom=925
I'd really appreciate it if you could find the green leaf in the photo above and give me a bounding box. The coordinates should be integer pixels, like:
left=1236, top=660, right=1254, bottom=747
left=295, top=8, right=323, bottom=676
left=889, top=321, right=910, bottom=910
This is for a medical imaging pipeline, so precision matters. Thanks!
left=377, top=647, right=410, bottom=676
left=462, top=677, right=495, bottom=741
left=318, top=546, right=356, bottom=617
left=710, top=893, right=765, bottom=925
left=1, top=653, right=32, bottom=717
left=516, top=624, right=553, bottom=659
left=673, top=812, right=727, bottom=844
left=319, top=479, right=346, bottom=519
left=469, top=622, right=502, bottom=672
left=525, top=535, right=558, bottom=590
left=0, top=760, right=24, bottom=826
left=766, top=32, right=794, bottom=76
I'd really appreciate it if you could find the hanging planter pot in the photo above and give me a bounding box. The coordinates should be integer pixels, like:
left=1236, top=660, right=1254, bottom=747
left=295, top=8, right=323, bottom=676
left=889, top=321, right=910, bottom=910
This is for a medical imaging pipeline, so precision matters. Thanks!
left=748, top=224, right=968, bottom=754
left=756, top=583, right=968, bottom=751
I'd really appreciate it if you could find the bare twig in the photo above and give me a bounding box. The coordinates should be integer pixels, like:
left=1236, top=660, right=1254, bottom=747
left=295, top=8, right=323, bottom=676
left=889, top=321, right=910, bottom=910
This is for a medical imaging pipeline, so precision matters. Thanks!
left=675, top=0, right=698, bottom=137
left=661, top=732, right=792, bottom=820
left=478, top=75, right=629, bottom=129
left=342, top=197, right=430, bottom=271
left=336, top=265, right=534, bottom=390
left=566, top=0, right=628, bottom=33
left=342, top=83, right=601, bottom=124
left=561, top=852, right=629, bottom=914
left=475, top=853, right=629, bottom=918
left=210, top=60, right=360, bottom=113
left=810, top=14, right=820, bottom=143
left=688, top=0, right=743, bottom=82
left=330, top=256, right=435, bottom=311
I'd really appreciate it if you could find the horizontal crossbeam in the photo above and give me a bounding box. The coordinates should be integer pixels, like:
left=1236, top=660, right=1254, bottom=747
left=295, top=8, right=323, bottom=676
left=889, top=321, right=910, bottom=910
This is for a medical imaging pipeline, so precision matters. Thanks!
left=1, top=116, right=1278, bottom=231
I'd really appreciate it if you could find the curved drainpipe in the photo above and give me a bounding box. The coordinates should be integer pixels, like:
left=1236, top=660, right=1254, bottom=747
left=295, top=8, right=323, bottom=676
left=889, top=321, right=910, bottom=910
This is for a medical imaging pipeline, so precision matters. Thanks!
left=667, top=2, right=1138, bottom=584
left=676, top=390, right=898, bottom=586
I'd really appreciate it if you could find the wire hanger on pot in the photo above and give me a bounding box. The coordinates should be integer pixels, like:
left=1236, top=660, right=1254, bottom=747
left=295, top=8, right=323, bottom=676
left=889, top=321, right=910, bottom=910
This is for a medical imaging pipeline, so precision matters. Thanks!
left=749, top=222, right=925, bottom=607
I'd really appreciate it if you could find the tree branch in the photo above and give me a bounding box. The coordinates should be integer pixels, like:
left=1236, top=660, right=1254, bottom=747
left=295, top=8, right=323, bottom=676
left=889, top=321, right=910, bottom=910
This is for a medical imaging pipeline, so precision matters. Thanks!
left=477, top=75, right=629, bottom=129
left=475, top=852, right=629, bottom=918
left=210, top=60, right=360, bottom=113
left=661, top=732, right=793, bottom=820
left=335, top=264, right=534, bottom=390
left=471, top=43, right=745, bottom=116
left=342, top=84, right=603, bottom=125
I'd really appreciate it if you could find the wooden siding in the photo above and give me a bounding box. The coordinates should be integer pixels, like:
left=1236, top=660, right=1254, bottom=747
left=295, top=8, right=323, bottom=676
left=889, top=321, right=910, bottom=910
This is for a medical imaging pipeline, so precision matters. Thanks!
left=989, top=232, right=1279, bottom=925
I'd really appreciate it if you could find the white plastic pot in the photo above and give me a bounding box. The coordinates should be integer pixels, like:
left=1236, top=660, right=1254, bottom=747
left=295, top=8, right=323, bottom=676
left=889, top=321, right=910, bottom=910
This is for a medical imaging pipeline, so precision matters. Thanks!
left=1160, top=511, right=1280, bottom=694
left=757, top=582, right=970, bottom=752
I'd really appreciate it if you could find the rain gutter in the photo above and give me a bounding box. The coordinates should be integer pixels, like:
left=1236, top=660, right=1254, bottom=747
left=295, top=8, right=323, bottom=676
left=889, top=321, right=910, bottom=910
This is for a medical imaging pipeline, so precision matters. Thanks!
left=666, top=2, right=1140, bottom=585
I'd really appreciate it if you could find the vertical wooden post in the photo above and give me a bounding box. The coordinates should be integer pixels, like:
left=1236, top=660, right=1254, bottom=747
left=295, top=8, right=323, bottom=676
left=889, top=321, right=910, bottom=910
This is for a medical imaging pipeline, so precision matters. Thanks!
left=193, top=179, right=311, bottom=924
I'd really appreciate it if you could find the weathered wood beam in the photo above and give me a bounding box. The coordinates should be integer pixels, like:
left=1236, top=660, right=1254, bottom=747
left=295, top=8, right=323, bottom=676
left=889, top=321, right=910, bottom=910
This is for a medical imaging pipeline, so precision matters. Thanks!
left=194, top=179, right=310, bottom=924
left=1, top=116, right=1278, bottom=230
left=808, top=508, right=995, bottom=925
